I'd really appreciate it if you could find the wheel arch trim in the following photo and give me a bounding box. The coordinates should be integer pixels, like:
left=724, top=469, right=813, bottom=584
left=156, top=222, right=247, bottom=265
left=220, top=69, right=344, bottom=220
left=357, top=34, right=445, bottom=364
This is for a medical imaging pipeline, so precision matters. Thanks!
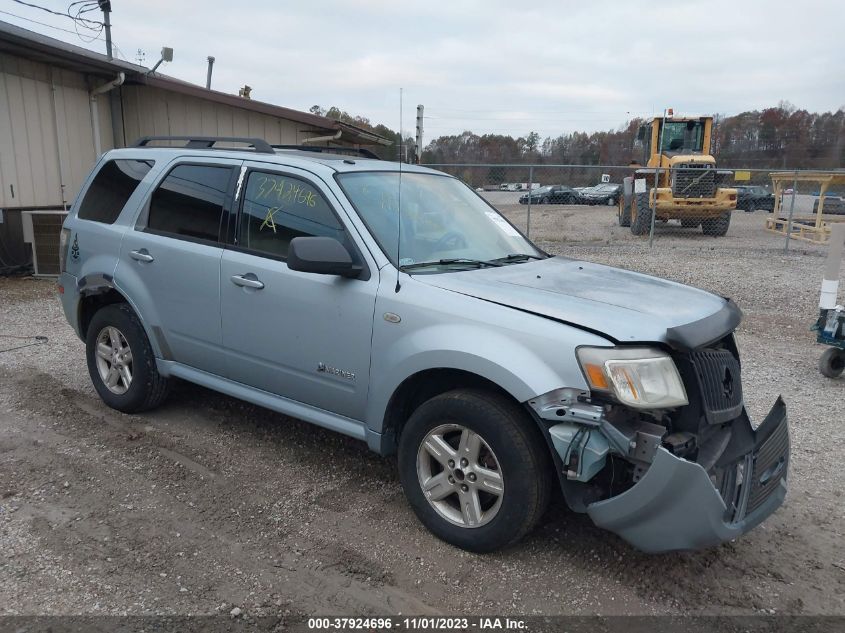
left=77, top=273, right=172, bottom=361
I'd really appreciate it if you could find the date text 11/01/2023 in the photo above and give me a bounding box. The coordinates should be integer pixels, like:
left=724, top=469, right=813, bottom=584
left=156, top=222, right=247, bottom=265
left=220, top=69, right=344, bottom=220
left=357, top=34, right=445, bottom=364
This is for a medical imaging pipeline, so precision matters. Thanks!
left=307, top=617, right=528, bottom=630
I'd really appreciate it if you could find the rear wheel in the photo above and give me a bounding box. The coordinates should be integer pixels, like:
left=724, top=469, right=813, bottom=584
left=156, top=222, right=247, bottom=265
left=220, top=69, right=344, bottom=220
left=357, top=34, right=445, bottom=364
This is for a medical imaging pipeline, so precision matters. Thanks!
left=541, top=196, right=550, bottom=205
left=702, top=212, right=732, bottom=236
left=630, top=192, right=652, bottom=235
left=618, top=195, right=632, bottom=226
left=398, top=389, right=552, bottom=552
left=86, top=304, right=170, bottom=413
left=747, top=201, right=756, bottom=213
left=819, top=348, right=845, bottom=378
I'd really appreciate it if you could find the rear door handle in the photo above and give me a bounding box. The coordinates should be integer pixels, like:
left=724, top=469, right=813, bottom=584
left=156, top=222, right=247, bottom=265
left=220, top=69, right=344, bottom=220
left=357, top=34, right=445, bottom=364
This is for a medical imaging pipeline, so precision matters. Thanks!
left=230, top=274, right=264, bottom=290
left=129, top=249, right=154, bottom=263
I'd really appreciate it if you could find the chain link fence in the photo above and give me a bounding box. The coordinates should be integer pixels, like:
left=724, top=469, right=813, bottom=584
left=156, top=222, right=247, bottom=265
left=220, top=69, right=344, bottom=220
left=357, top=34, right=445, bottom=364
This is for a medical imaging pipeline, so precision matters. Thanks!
left=424, top=163, right=845, bottom=251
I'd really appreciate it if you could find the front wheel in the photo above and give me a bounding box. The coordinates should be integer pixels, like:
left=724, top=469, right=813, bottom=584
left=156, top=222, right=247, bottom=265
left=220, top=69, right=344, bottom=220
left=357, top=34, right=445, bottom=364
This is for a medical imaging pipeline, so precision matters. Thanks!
left=701, top=212, right=732, bottom=236
left=398, top=389, right=552, bottom=553
left=541, top=197, right=550, bottom=205
left=819, top=347, right=845, bottom=378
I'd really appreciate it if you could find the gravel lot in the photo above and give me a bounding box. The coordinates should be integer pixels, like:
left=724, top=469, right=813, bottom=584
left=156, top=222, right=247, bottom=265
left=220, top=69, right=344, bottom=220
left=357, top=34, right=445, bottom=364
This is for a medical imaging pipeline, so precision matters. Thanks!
left=1, top=206, right=843, bottom=618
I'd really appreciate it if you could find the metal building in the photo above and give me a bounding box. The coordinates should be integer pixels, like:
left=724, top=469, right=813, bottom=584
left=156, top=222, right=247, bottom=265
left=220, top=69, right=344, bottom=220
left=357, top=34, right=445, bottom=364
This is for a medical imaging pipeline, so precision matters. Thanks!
left=0, top=20, right=389, bottom=273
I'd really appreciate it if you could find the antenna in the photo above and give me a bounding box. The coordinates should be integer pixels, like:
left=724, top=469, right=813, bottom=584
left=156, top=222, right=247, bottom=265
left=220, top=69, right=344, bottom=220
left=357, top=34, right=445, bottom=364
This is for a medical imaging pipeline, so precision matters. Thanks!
left=395, top=88, right=403, bottom=293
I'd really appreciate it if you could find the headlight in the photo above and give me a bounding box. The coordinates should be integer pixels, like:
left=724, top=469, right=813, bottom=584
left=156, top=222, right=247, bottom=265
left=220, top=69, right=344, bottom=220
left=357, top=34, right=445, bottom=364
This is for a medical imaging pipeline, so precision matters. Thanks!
left=576, top=346, right=688, bottom=409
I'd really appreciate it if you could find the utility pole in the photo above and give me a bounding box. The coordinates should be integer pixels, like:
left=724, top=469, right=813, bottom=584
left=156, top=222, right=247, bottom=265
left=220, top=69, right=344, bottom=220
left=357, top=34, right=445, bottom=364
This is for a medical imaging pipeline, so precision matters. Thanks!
left=97, top=0, right=113, bottom=61
left=415, top=104, right=424, bottom=164
left=649, top=107, right=670, bottom=247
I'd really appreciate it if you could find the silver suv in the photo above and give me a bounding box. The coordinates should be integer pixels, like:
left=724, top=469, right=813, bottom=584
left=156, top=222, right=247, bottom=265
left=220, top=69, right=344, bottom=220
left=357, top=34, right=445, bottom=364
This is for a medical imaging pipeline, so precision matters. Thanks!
left=58, top=136, right=789, bottom=553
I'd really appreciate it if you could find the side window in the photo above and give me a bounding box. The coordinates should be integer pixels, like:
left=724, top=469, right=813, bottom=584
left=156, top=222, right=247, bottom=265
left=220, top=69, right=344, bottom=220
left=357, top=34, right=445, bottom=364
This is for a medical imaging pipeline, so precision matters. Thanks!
left=238, top=171, right=344, bottom=259
left=147, top=164, right=232, bottom=243
left=78, top=159, right=154, bottom=224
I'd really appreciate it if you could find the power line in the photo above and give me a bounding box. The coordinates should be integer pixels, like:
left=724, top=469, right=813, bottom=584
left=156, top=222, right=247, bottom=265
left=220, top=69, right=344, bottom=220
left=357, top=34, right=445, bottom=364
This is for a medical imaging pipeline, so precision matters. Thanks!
left=0, top=8, right=101, bottom=38
left=10, top=0, right=103, bottom=28
left=0, top=8, right=130, bottom=61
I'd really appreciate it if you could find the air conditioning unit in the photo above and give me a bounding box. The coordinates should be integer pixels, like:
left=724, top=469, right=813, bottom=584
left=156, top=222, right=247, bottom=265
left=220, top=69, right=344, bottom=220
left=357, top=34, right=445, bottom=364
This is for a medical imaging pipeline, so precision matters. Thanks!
left=21, top=209, right=68, bottom=276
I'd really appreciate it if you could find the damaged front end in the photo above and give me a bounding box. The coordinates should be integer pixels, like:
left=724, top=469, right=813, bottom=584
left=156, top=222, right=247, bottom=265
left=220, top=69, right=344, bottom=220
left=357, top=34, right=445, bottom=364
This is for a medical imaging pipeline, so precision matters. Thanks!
left=530, top=335, right=789, bottom=553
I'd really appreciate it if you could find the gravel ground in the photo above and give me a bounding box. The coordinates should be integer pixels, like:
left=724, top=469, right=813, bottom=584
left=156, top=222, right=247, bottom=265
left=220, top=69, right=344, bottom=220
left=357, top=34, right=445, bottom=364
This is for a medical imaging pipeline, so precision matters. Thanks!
left=0, top=207, right=843, bottom=618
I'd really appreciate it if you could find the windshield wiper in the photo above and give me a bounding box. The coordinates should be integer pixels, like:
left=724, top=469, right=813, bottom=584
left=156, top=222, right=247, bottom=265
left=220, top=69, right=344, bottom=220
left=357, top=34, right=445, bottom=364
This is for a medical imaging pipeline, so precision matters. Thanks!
left=399, top=258, right=504, bottom=272
left=488, top=253, right=547, bottom=264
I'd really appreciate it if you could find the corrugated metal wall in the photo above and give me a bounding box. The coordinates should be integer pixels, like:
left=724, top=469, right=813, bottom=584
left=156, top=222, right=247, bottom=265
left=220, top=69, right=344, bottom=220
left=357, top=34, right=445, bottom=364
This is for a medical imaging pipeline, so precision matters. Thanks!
left=0, top=51, right=340, bottom=273
left=0, top=51, right=113, bottom=210
left=0, top=55, right=330, bottom=213
left=120, top=85, right=310, bottom=146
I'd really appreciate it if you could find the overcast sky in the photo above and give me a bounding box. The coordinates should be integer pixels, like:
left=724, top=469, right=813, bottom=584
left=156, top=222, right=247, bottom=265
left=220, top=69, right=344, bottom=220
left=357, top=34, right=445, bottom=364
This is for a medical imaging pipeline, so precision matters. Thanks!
left=3, top=0, right=844, bottom=140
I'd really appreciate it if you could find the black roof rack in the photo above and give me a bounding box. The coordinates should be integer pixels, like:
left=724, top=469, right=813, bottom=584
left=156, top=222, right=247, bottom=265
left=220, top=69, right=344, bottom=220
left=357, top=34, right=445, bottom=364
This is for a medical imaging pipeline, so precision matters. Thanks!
left=270, top=145, right=380, bottom=159
left=132, top=136, right=275, bottom=154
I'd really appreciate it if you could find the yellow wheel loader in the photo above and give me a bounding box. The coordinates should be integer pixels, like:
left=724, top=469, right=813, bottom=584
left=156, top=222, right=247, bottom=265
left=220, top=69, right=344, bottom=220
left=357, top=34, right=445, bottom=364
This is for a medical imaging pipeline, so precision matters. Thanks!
left=618, top=116, right=737, bottom=236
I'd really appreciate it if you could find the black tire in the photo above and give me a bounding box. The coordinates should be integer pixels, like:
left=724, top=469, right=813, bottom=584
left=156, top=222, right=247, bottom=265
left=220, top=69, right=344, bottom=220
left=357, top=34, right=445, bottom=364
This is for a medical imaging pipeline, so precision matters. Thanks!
left=398, top=389, right=552, bottom=553
left=681, top=218, right=701, bottom=228
left=819, top=348, right=845, bottom=378
left=701, top=212, right=731, bottom=236
left=86, top=303, right=170, bottom=413
left=630, top=192, right=652, bottom=236
left=541, top=197, right=550, bottom=205
left=618, top=196, right=632, bottom=227
left=747, top=201, right=756, bottom=213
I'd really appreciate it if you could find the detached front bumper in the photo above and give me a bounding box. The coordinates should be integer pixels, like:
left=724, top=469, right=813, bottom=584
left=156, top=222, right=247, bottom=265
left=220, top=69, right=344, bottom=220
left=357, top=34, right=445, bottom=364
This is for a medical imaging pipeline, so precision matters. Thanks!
left=586, top=398, right=789, bottom=553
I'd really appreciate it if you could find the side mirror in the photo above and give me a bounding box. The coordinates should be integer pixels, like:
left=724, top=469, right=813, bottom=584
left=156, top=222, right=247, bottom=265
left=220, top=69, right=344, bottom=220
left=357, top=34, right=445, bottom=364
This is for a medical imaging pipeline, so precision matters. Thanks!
left=287, top=237, right=361, bottom=278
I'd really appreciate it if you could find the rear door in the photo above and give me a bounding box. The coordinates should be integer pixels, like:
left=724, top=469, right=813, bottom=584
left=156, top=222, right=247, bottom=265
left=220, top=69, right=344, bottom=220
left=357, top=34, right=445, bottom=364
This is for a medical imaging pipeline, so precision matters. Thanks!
left=115, top=158, right=239, bottom=375
left=219, top=163, right=379, bottom=421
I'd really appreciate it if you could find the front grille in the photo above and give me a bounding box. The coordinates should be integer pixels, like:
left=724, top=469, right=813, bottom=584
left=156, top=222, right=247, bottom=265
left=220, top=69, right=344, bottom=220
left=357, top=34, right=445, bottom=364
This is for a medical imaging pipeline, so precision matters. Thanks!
left=689, top=348, right=743, bottom=424
left=746, top=418, right=789, bottom=514
left=673, top=165, right=717, bottom=198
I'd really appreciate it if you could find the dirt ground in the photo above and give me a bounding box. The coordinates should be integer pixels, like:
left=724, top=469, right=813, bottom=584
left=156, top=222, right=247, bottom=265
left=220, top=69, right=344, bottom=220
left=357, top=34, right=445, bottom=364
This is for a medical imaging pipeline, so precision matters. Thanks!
left=1, top=207, right=843, bottom=617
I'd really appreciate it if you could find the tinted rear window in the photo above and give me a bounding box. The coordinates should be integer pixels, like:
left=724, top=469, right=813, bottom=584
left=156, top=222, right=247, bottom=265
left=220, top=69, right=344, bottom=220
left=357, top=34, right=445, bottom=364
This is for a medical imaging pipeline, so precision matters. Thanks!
left=78, top=159, right=154, bottom=224
left=147, top=164, right=233, bottom=243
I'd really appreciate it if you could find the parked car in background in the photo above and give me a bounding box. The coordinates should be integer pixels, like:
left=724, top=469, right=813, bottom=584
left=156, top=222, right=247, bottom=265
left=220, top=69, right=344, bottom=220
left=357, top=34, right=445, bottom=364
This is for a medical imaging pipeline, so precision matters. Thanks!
left=501, top=183, right=540, bottom=192
left=518, top=185, right=580, bottom=205
left=813, top=193, right=845, bottom=215
left=577, top=183, right=622, bottom=206
left=734, top=185, right=775, bottom=212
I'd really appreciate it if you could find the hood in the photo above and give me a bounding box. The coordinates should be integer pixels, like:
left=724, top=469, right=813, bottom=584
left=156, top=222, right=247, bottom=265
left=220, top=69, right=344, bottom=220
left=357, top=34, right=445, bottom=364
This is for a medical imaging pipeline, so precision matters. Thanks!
left=415, top=257, right=737, bottom=348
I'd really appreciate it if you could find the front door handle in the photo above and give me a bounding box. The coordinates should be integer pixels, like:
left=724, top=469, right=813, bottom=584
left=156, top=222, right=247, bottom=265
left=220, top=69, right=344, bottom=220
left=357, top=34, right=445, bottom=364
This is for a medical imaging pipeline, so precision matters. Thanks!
left=129, top=249, right=154, bottom=263
left=230, top=274, right=264, bottom=290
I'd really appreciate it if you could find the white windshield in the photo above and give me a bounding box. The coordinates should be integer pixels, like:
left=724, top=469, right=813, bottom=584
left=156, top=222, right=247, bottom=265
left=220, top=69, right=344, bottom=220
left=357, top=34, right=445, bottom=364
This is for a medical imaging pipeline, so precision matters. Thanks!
left=337, top=172, right=542, bottom=269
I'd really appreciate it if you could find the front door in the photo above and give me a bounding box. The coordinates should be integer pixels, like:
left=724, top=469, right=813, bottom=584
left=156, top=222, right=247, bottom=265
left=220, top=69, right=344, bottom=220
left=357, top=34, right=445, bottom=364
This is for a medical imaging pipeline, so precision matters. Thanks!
left=220, top=164, right=378, bottom=421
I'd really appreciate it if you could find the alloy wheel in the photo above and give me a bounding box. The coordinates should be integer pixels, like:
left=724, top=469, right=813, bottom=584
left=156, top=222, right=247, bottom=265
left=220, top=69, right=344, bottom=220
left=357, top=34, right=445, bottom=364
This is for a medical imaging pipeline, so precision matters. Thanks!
left=416, top=424, right=504, bottom=528
left=94, top=326, right=134, bottom=395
